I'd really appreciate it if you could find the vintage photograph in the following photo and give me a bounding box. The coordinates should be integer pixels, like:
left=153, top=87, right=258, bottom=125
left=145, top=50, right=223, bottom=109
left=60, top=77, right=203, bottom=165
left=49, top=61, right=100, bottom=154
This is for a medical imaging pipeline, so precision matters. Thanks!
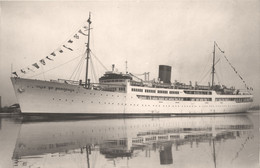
left=0, top=1, right=259, bottom=168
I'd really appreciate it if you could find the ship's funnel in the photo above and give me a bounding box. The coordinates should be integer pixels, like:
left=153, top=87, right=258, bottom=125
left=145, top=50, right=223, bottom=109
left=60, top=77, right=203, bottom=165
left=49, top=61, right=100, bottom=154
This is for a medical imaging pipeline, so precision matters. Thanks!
left=158, top=65, right=172, bottom=83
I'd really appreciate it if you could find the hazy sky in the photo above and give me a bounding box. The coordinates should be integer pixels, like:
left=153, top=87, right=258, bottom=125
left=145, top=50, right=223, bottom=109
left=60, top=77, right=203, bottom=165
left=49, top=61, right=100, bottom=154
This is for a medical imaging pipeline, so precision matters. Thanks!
left=0, top=1, right=259, bottom=106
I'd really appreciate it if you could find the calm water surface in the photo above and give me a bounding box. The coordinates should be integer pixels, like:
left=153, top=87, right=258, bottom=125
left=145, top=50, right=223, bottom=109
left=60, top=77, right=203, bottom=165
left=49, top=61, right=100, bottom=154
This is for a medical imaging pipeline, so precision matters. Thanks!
left=0, top=112, right=259, bottom=168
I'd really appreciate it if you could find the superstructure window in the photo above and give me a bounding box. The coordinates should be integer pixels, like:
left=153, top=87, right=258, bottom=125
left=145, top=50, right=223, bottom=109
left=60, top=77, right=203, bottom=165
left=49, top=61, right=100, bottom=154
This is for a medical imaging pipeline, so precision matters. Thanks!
left=157, top=90, right=168, bottom=94
left=137, top=95, right=211, bottom=101
left=169, top=91, right=179, bottom=94
left=216, top=97, right=253, bottom=102
left=184, top=90, right=212, bottom=95
left=145, top=89, right=156, bottom=93
left=103, top=87, right=117, bottom=92
left=132, top=88, right=143, bottom=92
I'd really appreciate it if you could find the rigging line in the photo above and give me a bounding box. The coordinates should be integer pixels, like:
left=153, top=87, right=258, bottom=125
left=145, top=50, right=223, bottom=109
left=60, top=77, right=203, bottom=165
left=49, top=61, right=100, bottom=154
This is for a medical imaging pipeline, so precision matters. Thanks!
left=198, top=68, right=212, bottom=84
left=92, top=58, right=97, bottom=83
left=73, top=58, right=84, bottom=81
left=198, top=58, right=221, bottom=84
left=218, top=58, right=223, bottom=84
left=69, top=57, right=81, bottom=80
left=89, top=57, right=95, bottom=83
left=75, top=57, right=85, bottom=81
left=90, top=55, right=97, bottom=83
left=215, top=42, right=225, bottom=53
left=78, top=59, right=85, bottom=81
left=215, top=72, right=222, bottom=85
left=90, top=59, right=95, bottom=83
left=90, top=51, right=108, bottom=71
left=90, top=26, right=95, bottom=54
left=69, top=48, right=89, bottom=81
left=93, top=59, right=101, bottom=81
left=41, top=65, right=46, bottom=81
left=72, top=60, right=83, bottom=81
left=197, top=54, right=212, bottom=81
left=28, top=55, right=83, bottom=78
left=69, top=55, right=85, bottom=80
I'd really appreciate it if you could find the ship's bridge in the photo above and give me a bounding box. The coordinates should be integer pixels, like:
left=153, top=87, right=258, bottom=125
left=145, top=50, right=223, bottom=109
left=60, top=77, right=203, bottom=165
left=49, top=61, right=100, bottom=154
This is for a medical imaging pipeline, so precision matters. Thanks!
left=98, top=71, right=131, bottom=92
left=99, top=71, right=132, bottom=83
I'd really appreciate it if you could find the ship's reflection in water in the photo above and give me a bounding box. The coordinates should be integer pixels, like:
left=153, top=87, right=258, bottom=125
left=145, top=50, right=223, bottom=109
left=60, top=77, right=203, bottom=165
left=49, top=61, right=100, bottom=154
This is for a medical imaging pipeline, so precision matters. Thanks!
left=12, top=114, right=255, bottom=168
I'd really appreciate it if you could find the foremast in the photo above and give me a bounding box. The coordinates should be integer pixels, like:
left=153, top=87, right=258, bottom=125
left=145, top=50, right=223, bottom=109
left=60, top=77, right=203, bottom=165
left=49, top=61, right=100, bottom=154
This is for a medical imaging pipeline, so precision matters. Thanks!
left=211, top=41, right=216, bottom=89
left=85, top=12, right=92, bottom=89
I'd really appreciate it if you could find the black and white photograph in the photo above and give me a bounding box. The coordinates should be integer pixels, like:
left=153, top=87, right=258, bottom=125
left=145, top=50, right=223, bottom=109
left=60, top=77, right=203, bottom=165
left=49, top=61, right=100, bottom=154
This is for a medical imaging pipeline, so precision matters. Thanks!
left=0, top=1, right=259, bottom=168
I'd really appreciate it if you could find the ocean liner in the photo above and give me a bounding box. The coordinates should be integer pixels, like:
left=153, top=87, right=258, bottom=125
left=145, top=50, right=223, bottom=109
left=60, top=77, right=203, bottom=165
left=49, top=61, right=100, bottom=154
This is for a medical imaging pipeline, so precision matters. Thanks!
left=11, top=14, right=253, bottom=115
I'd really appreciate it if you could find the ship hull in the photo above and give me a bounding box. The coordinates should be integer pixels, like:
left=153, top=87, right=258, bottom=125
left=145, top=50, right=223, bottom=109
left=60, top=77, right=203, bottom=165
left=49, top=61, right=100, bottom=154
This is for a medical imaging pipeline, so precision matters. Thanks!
left=11, top=77, right=253, bottom=115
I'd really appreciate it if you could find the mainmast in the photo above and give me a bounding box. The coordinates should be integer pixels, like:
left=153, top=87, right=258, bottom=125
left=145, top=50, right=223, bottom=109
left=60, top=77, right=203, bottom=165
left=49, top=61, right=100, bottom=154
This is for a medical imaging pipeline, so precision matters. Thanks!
left=85, top=12, right=92, bottom=88
left=211, top=41, right=216, bottom=89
